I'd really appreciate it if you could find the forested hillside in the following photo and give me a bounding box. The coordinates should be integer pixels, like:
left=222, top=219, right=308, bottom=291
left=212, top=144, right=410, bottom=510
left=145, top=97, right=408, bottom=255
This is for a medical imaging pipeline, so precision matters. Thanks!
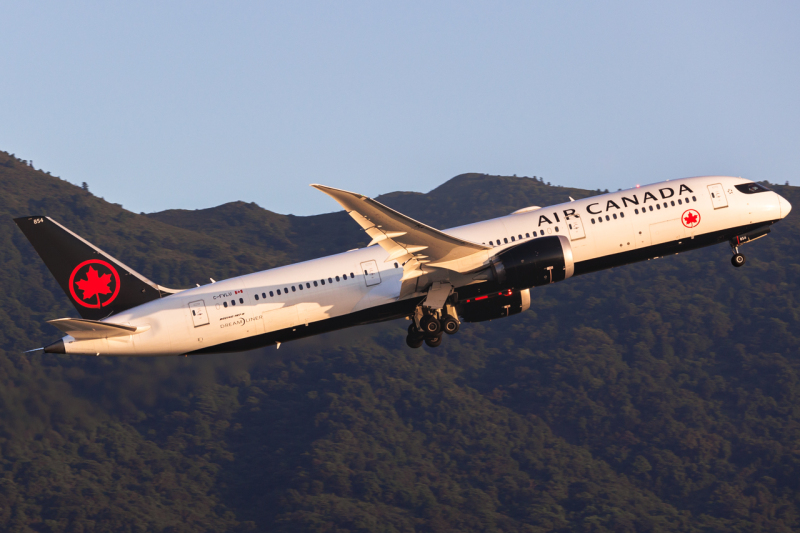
left=1, top=149, right=799, bottom=532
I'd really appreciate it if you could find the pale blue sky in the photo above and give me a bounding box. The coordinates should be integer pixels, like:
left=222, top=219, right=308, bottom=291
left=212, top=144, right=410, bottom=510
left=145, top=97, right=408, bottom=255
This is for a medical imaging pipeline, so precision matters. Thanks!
left=1, top=1, right=798, bottom=215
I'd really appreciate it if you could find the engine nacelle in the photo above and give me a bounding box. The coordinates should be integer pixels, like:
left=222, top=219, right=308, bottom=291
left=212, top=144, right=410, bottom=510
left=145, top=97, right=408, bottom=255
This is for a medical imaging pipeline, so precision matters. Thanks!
left=491, top=235, right=574, bottom=289
left=457, top=289, right=531, bottom=323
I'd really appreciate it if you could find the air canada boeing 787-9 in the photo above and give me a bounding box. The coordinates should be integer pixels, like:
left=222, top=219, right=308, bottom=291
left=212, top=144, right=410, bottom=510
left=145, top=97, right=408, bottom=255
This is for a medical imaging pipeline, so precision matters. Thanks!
left=15, top=176, right=792, bottom=355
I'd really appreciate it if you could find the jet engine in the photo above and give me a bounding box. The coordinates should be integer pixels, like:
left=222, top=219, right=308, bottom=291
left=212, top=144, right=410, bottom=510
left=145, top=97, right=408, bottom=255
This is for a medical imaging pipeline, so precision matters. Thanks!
left=457, top=289, right=531, bottom=323
left=490, top=235, right=574, bottom=289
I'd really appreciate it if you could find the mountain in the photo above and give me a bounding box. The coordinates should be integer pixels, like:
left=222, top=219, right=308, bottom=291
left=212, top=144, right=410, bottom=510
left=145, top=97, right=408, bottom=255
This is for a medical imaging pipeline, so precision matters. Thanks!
left=1, top=149, right=799, bottom=532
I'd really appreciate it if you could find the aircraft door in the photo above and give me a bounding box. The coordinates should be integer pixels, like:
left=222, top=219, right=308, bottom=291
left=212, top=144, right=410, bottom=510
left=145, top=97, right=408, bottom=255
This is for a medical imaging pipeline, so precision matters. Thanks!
left=361, top=260, right=382, bottom=286
left=188, top=300, right=210, bottom=327
left=708, top=183, right=728, bottom=209
left=566, top=213, right=586, bottom=241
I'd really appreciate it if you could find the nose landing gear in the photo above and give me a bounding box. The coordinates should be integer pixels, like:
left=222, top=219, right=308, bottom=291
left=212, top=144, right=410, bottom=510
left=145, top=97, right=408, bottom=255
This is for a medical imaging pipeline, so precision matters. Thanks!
left=730, top=243, right=746, bottom=268
left=728, top=226, right=772, bottom=268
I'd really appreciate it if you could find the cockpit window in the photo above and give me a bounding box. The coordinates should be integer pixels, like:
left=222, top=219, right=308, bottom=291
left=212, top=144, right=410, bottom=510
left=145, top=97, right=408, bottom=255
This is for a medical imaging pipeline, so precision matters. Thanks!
left=735, top=182, right=771, bottom=194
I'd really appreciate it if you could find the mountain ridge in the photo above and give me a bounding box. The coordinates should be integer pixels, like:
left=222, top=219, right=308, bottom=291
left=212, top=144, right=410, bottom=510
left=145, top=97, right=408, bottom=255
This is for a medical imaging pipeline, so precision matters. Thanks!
left=1, top=149, right=799, bottom=532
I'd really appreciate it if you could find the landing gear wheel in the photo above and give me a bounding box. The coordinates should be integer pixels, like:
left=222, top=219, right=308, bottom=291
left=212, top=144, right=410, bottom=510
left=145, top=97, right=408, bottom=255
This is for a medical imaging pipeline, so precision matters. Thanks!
left=442, top=316, right=460, bottom=335
left=406, top=335, right=424, bottom=349
left=731, top=253, right=746, bottom=268
left=420, top=316, right=441, bottom=336
left=424, top=334, right=443, bottom=348
left=406, top=324, right=424, bottom=349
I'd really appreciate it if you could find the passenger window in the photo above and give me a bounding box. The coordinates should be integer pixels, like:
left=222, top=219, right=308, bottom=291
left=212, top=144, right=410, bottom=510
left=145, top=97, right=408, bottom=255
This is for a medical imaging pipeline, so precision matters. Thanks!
left=239, top=298, right=244, bottom=304
left=663, top=202, right=667, bottom=208
left=591, top=218, right=595, bottom=224
left=328, top=278, right=333, bottom=283
left=525, top=233, right=530, bottom=238
left=555, top=226, right=559, bottom=231
left=692, top=196, right=696, bottom=201
left=231, top=300, right=236, bottom=306
left=540, top=230, right=545, bottom=235
left=262, top=292, right=266, bottom=298
left=511, top=236, right=515, bottom=242
left=314, top=281, right=318, bottom=287
left=620, top=212, right=625, bottom=218
left=504, top=238, right=508, bottom=244
left=336, top=276, right=340, bottom=281
left=350, top=272, right=355, bottom=278
left=299, top=284, right=303, bottom=290
left=269, top=291, right=274, bottom=297
left=612, top=214, right=617, bottom=219
left=518, top=234, right=522, bottom=240
left=284, top=287, right=288, bottom=293
left=678, top=199, right=682, bottom=205
left=254, top=294, right=259, bottom=300
left=292, top=286, right=296, bottom=292
left=656, top=204, right=661, bottom=210
left=605, top=215, right=610, bottom=221
left=277, top=289, right=281, bottom=295
left=489, top=240, right=493, bottom=245
left=223, top=301, right=228, bottom=308
left=671, top=201, right=675, bottom=206
left=635, top=209, right=639, bottom=214
left=306, top=283, right=310, bottom=288
left=649, top=205, right=654, bottom=211
left=321, top=279, right=325, bottom=285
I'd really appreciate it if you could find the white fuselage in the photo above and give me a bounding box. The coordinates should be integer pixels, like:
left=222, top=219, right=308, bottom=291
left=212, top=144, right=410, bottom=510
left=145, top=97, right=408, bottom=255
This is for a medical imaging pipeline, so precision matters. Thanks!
left=61, top=176, right=791, bottom=356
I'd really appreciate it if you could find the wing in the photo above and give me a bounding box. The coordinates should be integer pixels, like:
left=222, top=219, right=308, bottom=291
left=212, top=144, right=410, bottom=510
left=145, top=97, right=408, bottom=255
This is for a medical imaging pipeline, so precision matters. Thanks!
left=312, top=184, right=491, bottom=280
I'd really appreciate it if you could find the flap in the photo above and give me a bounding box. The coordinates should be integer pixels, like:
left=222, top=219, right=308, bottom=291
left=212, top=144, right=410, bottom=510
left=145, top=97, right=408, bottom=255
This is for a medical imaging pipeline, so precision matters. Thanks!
left=48, top=318, right=150, bottom=340
left=312, top=185, right=491, bottom=279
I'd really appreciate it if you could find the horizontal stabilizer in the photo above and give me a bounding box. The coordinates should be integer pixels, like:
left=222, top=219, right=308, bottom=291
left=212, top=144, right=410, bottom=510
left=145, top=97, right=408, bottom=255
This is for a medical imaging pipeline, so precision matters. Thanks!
left=47, top=318, right=150, bottom=340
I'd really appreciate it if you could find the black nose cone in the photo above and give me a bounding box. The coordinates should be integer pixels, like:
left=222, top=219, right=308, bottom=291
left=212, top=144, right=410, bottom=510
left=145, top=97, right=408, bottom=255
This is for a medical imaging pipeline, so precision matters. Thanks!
left=44, top=340, right=65, bottom=354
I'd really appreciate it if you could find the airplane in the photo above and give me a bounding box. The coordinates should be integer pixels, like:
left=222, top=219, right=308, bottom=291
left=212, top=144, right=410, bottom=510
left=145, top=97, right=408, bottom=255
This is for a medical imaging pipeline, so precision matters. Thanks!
left=15, top=176, right=792, bottom=356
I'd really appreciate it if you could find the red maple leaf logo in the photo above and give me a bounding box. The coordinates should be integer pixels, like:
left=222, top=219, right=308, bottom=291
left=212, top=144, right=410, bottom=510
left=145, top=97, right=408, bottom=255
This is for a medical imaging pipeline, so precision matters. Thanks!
left=684, top=212, right=698, bottom=225
left=75, top=266, right=113, bottom=302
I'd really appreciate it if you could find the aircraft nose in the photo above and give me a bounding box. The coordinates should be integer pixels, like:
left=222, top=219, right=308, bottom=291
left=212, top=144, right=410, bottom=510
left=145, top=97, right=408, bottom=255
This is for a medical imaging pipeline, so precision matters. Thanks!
left=779, top=194, right=792, bottom=218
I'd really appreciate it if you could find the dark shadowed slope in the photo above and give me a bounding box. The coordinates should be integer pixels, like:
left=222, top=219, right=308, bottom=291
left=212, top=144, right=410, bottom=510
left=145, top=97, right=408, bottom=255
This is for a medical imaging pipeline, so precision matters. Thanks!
left=1, top=150, right=800, bottom=532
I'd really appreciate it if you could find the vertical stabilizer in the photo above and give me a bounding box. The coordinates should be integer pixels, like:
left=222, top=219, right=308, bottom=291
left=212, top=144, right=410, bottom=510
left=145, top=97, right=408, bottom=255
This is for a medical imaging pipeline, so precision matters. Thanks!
left=15, top=216, right=177, bottom=320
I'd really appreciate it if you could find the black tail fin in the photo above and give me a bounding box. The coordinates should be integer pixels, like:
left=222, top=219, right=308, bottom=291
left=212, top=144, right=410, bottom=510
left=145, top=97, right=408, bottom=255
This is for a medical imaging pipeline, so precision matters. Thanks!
left=14, top=216, right=177, bottom=320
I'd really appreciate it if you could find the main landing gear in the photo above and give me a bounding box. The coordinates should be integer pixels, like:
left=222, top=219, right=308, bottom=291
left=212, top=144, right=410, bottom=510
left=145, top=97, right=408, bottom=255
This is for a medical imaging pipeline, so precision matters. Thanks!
left=405, top=310, right=460, bottom=349
left=405, top=282, right=461, bottom=349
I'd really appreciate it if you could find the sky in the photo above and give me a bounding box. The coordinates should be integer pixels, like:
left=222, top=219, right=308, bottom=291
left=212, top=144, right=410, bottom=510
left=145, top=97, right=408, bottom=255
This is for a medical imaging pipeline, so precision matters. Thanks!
left=1, top=1, right=798, bottom=216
